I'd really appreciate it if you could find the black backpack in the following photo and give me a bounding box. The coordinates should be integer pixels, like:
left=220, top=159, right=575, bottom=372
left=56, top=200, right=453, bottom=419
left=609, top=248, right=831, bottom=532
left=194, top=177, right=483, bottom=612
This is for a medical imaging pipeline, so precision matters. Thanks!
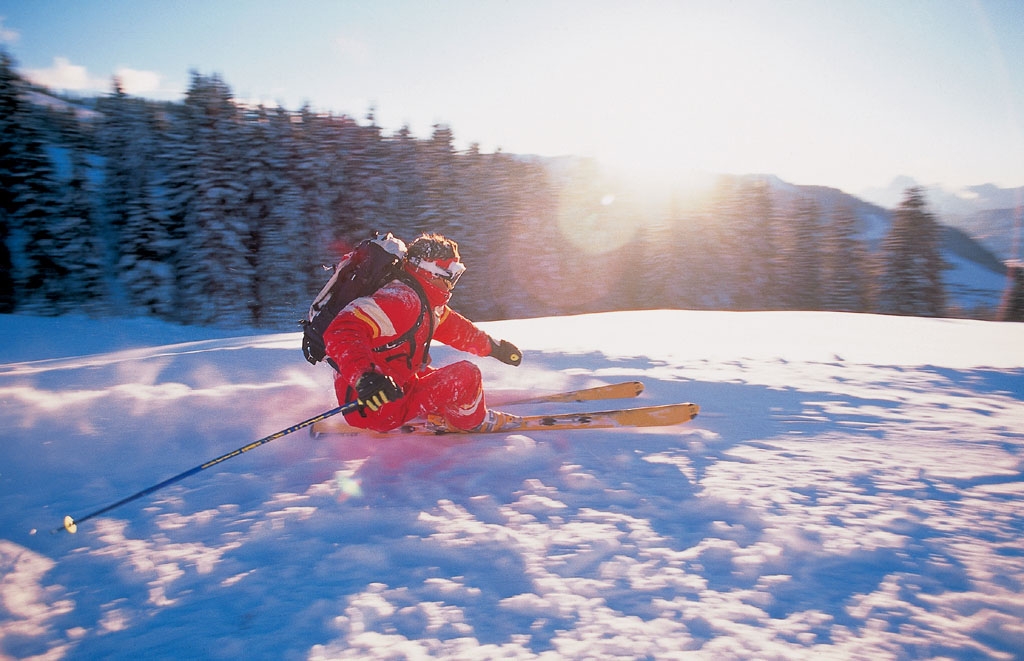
left=301, top=233, right=429, bottom=371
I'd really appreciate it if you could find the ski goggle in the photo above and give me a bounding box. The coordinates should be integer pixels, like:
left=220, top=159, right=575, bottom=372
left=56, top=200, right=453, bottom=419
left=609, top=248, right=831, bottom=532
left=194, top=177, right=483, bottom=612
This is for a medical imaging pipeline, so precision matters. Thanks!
left=412, top=257, right=466, bottom=290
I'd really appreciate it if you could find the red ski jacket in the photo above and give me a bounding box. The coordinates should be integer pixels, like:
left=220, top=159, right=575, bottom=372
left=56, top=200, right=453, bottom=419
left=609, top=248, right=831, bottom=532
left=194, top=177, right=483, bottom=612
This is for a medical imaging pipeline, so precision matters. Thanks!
left=323, top=276, right=493, bottom=393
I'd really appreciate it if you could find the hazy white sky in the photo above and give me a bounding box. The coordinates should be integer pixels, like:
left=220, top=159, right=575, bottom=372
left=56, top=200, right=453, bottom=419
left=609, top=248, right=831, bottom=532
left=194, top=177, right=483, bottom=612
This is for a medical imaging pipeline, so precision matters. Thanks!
left=2, top=0, right=1022, bottom=194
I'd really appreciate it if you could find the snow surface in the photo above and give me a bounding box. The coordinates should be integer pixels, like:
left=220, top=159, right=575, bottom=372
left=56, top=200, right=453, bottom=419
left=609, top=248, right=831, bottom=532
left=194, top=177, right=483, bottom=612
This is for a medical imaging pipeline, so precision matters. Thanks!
left=2, top=310, right=1023, bottom=660
left=943, top=254, right=1010, bottom=313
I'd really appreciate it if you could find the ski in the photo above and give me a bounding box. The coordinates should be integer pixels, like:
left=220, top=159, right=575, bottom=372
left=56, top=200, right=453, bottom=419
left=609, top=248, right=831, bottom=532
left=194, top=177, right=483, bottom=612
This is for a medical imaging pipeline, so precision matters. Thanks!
left=310, top=381, right=646, bottom=437
left=311, top=402, right=699, bottom=437
left=504, top=380, right=644, bottom=405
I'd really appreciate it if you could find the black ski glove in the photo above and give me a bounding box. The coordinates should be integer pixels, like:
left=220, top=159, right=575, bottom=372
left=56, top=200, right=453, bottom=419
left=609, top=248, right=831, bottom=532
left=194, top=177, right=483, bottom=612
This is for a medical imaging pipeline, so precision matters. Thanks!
left=354, top=371, right=402, bottom=411
left=301, top=329, right=326, bottom=366
left=489, top=338, right=522, bottom=366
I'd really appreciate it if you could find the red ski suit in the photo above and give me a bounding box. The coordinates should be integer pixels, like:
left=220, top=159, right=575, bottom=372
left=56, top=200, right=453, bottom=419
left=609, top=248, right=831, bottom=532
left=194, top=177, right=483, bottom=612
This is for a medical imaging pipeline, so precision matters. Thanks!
left=323, top=267, right=495, bottom=432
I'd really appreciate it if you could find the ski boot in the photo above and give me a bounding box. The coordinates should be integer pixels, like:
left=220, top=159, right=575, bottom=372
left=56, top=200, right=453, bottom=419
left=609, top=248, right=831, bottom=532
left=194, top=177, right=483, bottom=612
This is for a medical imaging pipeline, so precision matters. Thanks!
left=425, top=409, right=521, bottom=433
left=472, top=409, right=521, bottom=433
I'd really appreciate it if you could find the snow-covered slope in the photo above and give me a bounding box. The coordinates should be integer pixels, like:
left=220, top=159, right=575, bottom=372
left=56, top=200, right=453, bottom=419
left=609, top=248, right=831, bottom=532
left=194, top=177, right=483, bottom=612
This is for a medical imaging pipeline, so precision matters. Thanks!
left=2, top=311, right=1023, bottom=659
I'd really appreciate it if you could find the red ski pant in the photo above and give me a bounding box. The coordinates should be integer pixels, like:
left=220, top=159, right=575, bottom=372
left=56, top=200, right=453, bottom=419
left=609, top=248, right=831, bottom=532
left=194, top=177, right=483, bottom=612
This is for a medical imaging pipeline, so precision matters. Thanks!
left=336, top=360, right=487, bottom=432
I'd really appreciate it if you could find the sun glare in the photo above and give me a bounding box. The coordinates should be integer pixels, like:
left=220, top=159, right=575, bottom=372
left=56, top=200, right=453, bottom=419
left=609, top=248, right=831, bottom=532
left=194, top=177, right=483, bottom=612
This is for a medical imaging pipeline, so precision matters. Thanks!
left=561, top=20, right=758, bottom=180
left=520, top=6, right=864, bottom=192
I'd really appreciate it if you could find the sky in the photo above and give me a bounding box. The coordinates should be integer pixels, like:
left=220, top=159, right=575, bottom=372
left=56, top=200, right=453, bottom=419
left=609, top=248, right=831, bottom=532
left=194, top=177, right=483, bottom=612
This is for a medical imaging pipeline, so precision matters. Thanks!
left=1, top=0, right=1023, bottom=195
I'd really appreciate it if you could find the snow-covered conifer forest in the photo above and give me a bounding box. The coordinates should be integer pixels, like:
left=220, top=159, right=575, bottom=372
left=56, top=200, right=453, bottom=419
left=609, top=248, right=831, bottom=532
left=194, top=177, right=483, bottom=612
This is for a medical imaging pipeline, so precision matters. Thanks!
left=0, top=54, right=1014, bottom=328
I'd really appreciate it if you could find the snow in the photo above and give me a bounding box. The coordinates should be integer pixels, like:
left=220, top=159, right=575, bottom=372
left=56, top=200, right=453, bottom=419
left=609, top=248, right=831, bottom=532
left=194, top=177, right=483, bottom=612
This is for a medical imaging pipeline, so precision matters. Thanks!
left=2, top=310, right=1023, bottom=660
left=944, top=253, right=1011, bottom=312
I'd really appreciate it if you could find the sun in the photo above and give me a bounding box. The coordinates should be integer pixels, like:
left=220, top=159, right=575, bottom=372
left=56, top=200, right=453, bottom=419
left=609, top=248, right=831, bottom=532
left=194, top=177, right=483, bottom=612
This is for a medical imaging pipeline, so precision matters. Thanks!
left=518, top=6, right=848, bottom=191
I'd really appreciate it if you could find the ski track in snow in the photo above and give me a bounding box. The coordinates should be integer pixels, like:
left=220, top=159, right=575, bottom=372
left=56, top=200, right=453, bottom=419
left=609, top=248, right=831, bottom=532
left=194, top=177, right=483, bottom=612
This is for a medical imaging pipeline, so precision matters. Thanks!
left=1, top=310, right=1023, bottom=660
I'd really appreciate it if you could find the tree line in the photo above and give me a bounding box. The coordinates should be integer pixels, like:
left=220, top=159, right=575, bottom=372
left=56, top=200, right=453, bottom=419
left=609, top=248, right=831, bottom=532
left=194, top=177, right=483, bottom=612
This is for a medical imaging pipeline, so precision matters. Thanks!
left=1, top=52, right=954, bottom=330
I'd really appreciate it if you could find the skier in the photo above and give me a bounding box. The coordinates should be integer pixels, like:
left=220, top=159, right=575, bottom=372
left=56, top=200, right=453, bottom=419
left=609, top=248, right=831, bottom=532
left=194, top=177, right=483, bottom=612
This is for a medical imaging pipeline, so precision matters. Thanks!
left=323, top=233, right=523, bottom=433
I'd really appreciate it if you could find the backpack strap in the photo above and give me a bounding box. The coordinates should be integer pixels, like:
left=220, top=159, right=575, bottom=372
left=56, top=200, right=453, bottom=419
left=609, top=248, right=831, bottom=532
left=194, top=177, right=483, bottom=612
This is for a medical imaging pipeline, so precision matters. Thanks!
left=373, top=270, right=433, bottom=371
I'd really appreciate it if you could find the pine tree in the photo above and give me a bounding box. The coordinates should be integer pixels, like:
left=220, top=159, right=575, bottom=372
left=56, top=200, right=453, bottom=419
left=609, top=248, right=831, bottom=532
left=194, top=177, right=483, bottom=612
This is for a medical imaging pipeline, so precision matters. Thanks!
left=16, top=151, right=64, bottom=314
left=474, top=152, right=558, bottom=319
left=780, top=197, right=824, bottom=310
left=155, top=94, right=199, bottom=316
left=116, top=172, right=177, bottom=318
left=712, top=177, right=781, bottom=310
left=876, top=187, right=947, bottom=316
left=289, top=107, right=354, bottom=302
left=0, top=53, right=63, bottom=314
left=417, top=124, right=458, bottom=235
left=177, top=73, right=253, bottom=325
left=336, top=109, right=389, bottom=241
left=98, top=79, right=160, bottom=257
left=823, top=202, right=869, bottom=312
left=996, top=262, right=1024, bottom=322
left=0, top=51, right=22, bottom=312
left=97, top=79, right=133, bottom=243
left=98, top=79, right=178, bottom=317
left=240, top=105, right=311, bottom=326
left=751, top=179, right=785, bottom=309
left=445, top=143, right=489, bottom=318
left=629, top=191, right=676, bottom=310
left=52, top=144, right=105, bottom=312
left=375, top=124, right=426, bottom=235
left=320, top=112, right=369, bottom=256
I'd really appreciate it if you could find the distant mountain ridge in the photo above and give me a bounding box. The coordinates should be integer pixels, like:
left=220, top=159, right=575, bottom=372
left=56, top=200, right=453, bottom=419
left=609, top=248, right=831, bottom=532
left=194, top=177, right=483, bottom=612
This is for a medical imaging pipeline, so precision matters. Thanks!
left=859, top=176, right=1023, bottom=262
left=725, top=173, right=1009, bottom=314
left=728, top=174, right=1001, bottom=267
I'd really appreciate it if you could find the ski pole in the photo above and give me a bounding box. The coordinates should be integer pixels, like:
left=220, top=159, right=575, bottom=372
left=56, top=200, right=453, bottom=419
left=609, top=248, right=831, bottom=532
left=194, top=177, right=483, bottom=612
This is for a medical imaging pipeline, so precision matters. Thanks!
left=53, top=401, right=359, bottom=535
